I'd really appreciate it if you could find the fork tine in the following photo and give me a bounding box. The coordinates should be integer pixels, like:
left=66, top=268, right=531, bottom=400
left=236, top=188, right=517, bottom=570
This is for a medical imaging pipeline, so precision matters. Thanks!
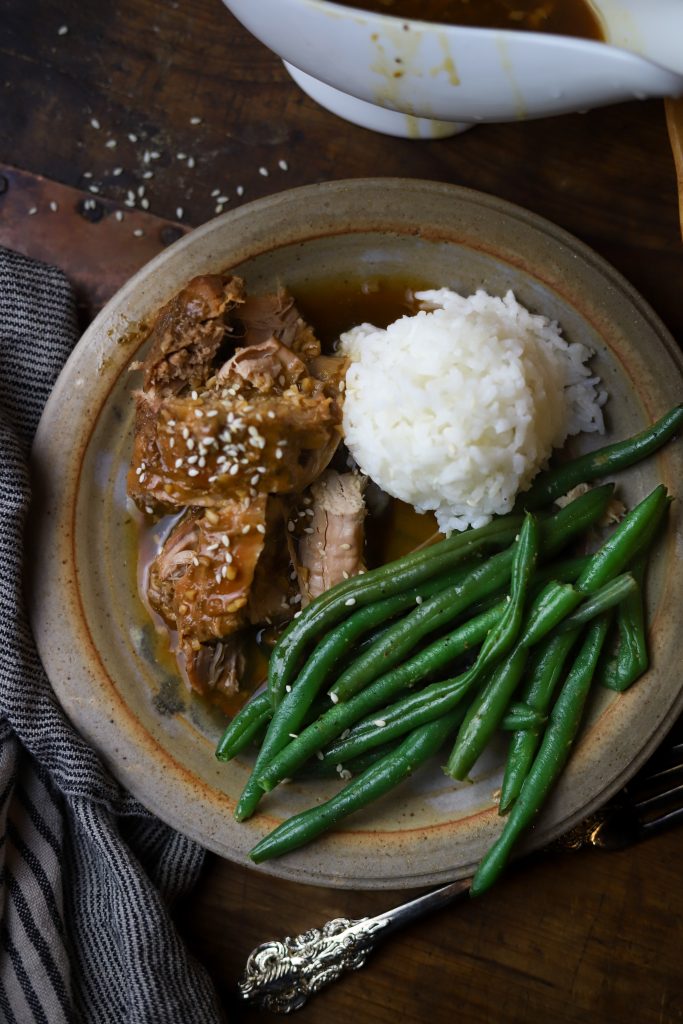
left=640, top=805, right=683, bottom=834
left=632, top=780, right=683, bottom=816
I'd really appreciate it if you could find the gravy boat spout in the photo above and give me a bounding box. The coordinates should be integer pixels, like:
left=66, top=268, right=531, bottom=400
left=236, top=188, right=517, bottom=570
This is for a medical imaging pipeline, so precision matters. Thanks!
left=223, top=0, right=683, bottom=138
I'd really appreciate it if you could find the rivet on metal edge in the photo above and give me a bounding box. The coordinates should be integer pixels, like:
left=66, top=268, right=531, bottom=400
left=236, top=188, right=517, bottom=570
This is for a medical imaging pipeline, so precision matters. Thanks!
left=160, top=225, right=184, bottom=247
left=77, top=198, right=104, bottom=223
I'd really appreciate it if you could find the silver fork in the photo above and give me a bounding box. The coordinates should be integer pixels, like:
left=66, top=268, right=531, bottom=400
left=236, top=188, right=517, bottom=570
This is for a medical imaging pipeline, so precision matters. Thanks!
left=238, top=719, right=683, bottom=1014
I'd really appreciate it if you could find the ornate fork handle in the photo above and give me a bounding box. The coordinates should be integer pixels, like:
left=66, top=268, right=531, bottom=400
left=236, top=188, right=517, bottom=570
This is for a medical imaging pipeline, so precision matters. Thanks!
left=238, top=877, right=470, bottom=1013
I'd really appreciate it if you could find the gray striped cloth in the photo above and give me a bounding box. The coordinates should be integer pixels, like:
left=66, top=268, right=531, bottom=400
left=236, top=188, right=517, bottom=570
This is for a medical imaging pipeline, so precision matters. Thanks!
left=0, top=248, right=224, bottom=1023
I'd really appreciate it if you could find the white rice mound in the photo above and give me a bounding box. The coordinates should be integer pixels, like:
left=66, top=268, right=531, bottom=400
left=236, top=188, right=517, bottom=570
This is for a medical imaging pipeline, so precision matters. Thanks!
left=338, top=288, right=606, bottom=534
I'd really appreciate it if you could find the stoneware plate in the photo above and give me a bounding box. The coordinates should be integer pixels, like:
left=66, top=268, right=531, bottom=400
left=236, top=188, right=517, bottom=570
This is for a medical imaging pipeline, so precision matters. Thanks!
left=29, top=179, right=683, bottom=890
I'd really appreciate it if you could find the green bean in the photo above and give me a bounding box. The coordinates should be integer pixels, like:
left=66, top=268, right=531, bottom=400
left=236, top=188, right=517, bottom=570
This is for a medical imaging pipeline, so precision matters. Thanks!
left=267, top=514, right=524, bottom=707
left=448, top=547, right=644, bottom=781
left=500, top=703, right=547, bottom=732
left=253, top=602, right=505, bottom=801
left=294, top=742, right=400, bottom=779
left=237, top=562, right=478, bottom=786
left=446, top=647, right=530, bottom=780
left=242, top=486, right=611, bottom=817
left=498, top=629, right=580, bottom=813
left=518, top=405, right=683, bottom=511
left=557, top=573, right=637, bottom=631
left=472, top=513, right=538, bottom=668
left=600, top=555, right=649, bottom=692
left=249, top=710, right=463, bottom=863
left=267, top=483, right=612, bottom=711
left=329, top=490, right=610, bottom=704
left=216, top=691, right=271, bottom=762
left=575, top=484, right=669, bottom=594
left=516, top=581, right=582, bottom=648
left=470, top=614, right=612, bottom=896
left=319, top=532, right=614, bottom=772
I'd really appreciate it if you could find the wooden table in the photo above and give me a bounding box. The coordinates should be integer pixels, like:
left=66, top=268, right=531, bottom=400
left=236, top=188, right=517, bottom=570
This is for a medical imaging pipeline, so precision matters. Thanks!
left=3, top=2, right=683, bottom=1021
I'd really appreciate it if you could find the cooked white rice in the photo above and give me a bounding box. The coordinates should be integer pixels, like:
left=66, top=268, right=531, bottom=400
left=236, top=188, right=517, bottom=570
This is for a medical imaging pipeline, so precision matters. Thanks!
left=338, top=288, right=606, bottom=533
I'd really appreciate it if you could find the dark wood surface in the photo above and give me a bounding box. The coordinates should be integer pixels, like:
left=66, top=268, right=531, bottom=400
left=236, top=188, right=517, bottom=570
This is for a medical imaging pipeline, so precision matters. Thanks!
left=2, top=2, right=683, bottom=1022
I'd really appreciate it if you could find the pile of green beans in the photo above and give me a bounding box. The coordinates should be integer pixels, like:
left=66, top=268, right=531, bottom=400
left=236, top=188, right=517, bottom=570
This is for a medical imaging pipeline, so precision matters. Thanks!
left=214, top=405, right=680, bottom=885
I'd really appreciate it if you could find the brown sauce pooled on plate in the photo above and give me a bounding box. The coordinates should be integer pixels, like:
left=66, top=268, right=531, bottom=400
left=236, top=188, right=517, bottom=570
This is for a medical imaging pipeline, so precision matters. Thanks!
left=132, top=276, right=440, bottom=713
left=327, top=0, right=603, bottom=39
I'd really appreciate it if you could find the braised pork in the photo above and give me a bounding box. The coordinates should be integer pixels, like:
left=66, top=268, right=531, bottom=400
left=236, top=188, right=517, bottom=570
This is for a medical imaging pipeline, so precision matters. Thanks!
left=130, top=275, right=351, bottom=701
left=136, top=274, right=245, bottom=397
left=293, top=470, right=367, bottom=604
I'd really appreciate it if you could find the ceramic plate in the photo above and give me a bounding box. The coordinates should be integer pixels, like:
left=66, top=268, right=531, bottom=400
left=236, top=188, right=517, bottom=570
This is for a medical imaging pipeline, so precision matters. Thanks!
left=29, top=179, right=683, bottom=889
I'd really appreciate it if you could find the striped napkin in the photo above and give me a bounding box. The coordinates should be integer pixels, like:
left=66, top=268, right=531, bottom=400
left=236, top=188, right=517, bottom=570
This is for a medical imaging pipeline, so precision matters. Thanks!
left=0, top=247, right=223, bottom=1023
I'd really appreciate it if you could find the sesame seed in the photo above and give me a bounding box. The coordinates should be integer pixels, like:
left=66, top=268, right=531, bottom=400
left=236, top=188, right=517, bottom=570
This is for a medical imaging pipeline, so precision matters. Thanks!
left=216, top=195, right=228, bottom=204
left=336, top=764, right=343, bottom=773
left=288, top=733, right=298, bottom=740
left=372, top=719, right=387, bottom=728
left=190, top=116, right=202, bottom=125
left=49, top=201, right=59, bottom=212
left=416, top=595, right=423, bottom=605
left=187, top=467, right=199, bottom=477
left=344, top=597, right=356, bottom=606
left=258, top=166, right=268, bottom=177
left=128, top=133, right=138, bottom=142
left=112, top=167, right=123, bottom=176
left=278, top=159, right=288, bottom=171
left=340, top=769, right=352, bottom=780
left=293, top=610, right=302, bottom=619
left=83, top=171, right=93, bottom=179
left=242, top=525, right=250, bottom=534
left=90, top=117, right=101, bottom=130
left=174, top=458, right=183, bottom=469
left=340, top=542, right=350, bottom=550
left=214, top=204, right=224, bottom=215
left=57, top=25, right=68, bottom=35
left=210, top=188, right=220, bottom=197
left=177, top=152, right=187, bottom=161
left=133, top=228, right=144, bottom=237
left=89, top=184, right=100, bottom=193
left=186, top=454, right=198, bottom=465
left=285, top=685, right=293, bottom=694
left=27, top=206, right=38, bottom=216
left=329, top=692, right=339, bottom=704
left=137, top=185, right=145, bottom=197
left=187, top=156, right=195, bottom=169
left=124, top=198, right=135, bottom=208
left=316, top=750, right=324, bottom=761
left=256, top=524, right=266, bottom=534
left=194, top=409, right=204, bottom=418
left=140, top=198, right=150, bottom=210
left=221, top=534, right=230, bottom=547
left=142, top=170, right=154, bottom=179
left=105, top=138, right=117, bottom=149
left=150, top=151, right=160, bottom=159
left=236, top=185, right=244, bottom=196
left=176, top=207, right=184, bottom=220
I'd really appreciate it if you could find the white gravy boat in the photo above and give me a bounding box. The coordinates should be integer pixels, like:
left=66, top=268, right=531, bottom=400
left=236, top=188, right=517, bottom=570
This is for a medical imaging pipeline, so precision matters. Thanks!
left=222, top=0, right=683, bottom=137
